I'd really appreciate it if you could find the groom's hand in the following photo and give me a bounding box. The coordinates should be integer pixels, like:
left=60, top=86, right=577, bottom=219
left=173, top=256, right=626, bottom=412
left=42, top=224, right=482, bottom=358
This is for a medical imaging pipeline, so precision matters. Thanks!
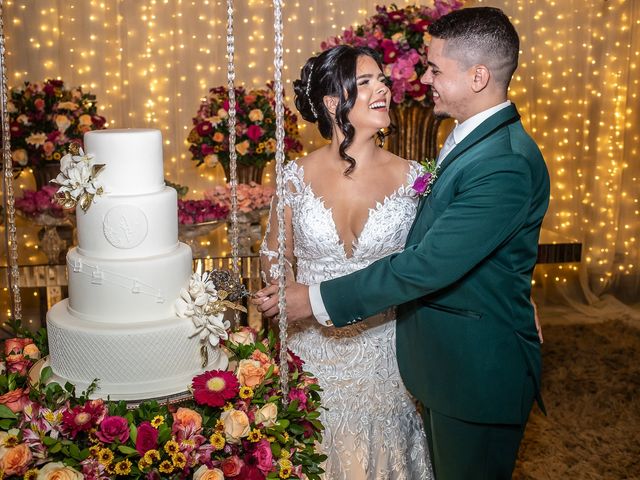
left=253, top=282, right=313, bottom=322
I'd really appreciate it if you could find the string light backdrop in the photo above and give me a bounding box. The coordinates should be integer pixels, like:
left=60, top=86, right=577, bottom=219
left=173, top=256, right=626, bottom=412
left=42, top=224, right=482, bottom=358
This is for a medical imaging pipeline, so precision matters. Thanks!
left=3, top=0, right=639, bottom=301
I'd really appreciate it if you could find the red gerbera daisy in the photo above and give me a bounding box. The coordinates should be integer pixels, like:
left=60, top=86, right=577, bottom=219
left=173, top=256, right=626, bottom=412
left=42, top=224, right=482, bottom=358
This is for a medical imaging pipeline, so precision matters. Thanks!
left=61, top=400, right=106, bottom=438
left=192, top=370, right=239, bottom=407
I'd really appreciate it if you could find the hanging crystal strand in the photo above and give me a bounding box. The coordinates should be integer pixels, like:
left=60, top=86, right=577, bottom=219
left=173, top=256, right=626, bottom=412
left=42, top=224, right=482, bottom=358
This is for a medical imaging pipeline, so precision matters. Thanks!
left=272, top=0, right=289, bottom=404
left=226, top=0, right=240, bottom=327
left=0, top=1, right=23, bottom=325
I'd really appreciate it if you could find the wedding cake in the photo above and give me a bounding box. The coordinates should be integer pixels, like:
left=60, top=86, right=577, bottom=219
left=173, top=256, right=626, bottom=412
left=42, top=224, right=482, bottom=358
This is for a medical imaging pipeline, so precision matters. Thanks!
left=46, top=129, right=224, bottom=400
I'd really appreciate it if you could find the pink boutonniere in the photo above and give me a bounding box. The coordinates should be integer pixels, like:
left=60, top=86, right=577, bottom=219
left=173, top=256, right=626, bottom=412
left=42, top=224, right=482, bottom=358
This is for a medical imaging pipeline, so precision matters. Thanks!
left=412, top=159, right=438, bottom=197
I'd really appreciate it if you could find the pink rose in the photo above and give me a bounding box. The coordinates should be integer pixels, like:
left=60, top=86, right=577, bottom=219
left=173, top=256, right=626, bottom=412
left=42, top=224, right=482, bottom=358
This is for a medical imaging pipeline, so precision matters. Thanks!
left=96, top=415, right=130, bottom=443
left=0, top=388, right=30, bottom=413
left=221, top=456, right=243, bottom=477
left=253, top=439, right=273, bottom=474
left=34, top=98, right=45, bottom=111
left=5, top=354, right=31, bottom=376
left=43, top=141, right=55, bottom=156
left=4, top=338, right=30, bottom=356
left=412, top=173, right=432, bottom=195
left=246, top=125, right=263, bottom=142
left=135, top=421, right=158, bottom=454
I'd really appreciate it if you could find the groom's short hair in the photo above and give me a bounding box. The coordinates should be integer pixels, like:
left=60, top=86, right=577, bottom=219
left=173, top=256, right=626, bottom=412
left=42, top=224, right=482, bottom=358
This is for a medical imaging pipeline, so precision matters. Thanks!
left=428, top=7, right=519, bottom=89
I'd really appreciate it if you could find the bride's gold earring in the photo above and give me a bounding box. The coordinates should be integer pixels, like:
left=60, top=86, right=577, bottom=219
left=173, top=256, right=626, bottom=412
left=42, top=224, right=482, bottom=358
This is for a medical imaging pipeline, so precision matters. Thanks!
left=375, top=130, right=386, bottom=148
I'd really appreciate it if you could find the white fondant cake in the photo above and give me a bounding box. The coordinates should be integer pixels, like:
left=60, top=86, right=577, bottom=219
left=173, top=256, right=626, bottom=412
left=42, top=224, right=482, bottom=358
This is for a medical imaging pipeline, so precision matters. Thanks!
left=47, top=129, right=223, bottom=400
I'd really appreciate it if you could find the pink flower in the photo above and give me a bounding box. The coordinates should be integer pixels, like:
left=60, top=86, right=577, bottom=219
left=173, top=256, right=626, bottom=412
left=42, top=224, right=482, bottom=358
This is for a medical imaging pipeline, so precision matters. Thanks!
left=412, top=173, right=433, bottom=194
left=0, top=388, right=30, bottom=413
left=197, top=121, right=213, bottom=136
left=135, top=421, right=159, bottom=455
left=246, top=124, right=263, bottom=142
left=192, top=370, right=239, bottom=407
left=61, top=400, right=107, bottom=438
left=221, top=456, right=243, bottom=477
left=34, top=98, right=45, bottom=111
left=253, top=439, right=273, bottom=474
left=287, top=388, right=308, bottom=411
left=4, top=337, right=31, bottom=356
left=96, top=415, right=130, bottom=443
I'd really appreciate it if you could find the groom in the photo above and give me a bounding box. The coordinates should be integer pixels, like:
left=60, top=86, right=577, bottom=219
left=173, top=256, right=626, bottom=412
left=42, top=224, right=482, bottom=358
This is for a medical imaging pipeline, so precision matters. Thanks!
left=257, top=7, right=549, bottom=479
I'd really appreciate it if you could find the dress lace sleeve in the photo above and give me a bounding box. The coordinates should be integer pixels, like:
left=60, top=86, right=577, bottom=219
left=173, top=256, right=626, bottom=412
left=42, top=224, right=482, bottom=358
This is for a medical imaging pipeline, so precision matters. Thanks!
left=258, top=163, right=299, bottom=285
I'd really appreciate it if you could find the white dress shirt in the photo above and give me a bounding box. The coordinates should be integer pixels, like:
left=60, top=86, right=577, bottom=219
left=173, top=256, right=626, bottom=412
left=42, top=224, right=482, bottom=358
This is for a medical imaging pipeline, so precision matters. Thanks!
left=310, top=100, right=512, bottom=326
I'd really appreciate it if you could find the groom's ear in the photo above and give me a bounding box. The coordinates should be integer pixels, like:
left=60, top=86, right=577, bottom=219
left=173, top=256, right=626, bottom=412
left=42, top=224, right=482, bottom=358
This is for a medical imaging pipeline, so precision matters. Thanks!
left=470, top=64, right=490, bottom=93
left=323, top=95, right=339, bottom=115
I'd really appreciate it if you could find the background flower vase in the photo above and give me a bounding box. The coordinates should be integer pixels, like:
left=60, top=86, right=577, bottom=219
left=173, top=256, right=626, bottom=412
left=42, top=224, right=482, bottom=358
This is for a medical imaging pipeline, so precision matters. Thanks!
left=387, top=102, right=442, bottom=162
left=188, top=83, right=303, bottom=182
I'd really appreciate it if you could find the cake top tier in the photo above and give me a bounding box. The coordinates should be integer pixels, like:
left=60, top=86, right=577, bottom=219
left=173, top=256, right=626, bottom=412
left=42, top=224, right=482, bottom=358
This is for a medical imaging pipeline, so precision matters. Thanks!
left=84, top=129, right=165, bottom=195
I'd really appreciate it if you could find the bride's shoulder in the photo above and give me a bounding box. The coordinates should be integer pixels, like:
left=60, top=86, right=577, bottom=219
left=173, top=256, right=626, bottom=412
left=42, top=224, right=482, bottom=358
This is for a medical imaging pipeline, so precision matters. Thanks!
left=379, top=150, right=422, bottom=177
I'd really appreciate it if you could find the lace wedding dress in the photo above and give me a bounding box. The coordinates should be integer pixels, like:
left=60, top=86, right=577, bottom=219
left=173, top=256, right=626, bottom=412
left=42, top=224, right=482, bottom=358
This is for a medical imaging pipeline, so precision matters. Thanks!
left=260, top=161, right=432, bottom=480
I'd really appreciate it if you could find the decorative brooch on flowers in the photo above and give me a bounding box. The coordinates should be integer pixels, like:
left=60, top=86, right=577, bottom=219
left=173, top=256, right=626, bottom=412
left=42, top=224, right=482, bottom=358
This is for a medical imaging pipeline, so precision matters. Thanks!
left=51, top=143, right=105, bottom=212
left=175, top=269, right=249, bottom=368
left=412, top=158, right=439, bottom=197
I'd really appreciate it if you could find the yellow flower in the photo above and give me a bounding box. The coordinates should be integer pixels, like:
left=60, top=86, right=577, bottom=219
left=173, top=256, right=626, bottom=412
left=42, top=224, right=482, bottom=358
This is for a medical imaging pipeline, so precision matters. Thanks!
left=138, top=458, right=150, bottom=471
left=23, top=469, right=38, bottom=480
left=282, top=432, right=289, bottom=442
left=248, top=428, right=262, bottom=442
left=164, top=440, right=180, bottom=455
left=159, top=460, right=174, bottom=474
left=89, top=445, right=101, bottom=457
left=223, top=402, right=234, bottom=412
left=215, top=419, right=225, bottom=431
left=52, top=152, right=61, bottom=160
left=114, top=459, right=132, bottom=476
left=279, top=458, right=293, bottom=469
left=256, top=145, right=264, bottom=154
left=3, top=434, right=18, bottom=448
left=209, top=433, right=225, bottom=450
left=143, top=449, right=161, bottom=463
left=279, top=466, right=292, bottom=479
left=98, top=448, right=114, bottom=466
left=172, top=452, right=187, bottom=469
left=151, top=415, right=165, bottom=428
left=239, top=386, right=254, bottom=399
left=280, top=449, right=291, bottom=459
left=265, top=138, right=277, bottom=153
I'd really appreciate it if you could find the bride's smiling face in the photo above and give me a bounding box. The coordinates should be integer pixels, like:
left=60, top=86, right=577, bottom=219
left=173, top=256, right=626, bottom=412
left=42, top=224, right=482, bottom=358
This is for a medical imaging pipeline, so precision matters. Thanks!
left=347, top=55, right=392, bottom=134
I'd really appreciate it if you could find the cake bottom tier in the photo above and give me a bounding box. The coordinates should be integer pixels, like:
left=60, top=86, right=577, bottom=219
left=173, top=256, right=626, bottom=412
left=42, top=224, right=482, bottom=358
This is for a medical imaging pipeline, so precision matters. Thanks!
left=46, top=300, right=228, bottom=401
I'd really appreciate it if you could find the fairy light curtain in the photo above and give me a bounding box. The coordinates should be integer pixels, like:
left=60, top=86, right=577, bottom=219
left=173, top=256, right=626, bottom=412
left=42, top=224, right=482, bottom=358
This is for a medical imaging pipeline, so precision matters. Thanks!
left=3, top=0, right=639, bottom=306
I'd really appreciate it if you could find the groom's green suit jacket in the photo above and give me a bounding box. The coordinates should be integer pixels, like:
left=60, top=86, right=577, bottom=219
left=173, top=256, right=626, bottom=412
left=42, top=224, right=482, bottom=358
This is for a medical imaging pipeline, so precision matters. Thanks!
left=321, top=104, right=550, bottom=425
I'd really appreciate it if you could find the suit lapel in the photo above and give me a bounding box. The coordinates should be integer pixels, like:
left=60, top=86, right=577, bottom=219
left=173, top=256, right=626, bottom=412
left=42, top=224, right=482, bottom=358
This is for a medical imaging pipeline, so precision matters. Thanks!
left=407, top=104, right=522, bottom=242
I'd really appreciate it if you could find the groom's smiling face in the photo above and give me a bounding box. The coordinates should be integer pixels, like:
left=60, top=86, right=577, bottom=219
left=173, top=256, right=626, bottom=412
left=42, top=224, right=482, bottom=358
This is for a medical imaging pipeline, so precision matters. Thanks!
left=421, top=37, right=475, bottom=123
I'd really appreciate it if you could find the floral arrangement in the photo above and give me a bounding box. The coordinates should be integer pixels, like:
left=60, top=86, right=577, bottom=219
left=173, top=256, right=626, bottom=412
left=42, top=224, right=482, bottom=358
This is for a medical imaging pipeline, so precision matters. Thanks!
left=51, top=145, right=105, bottom=212
left=412, top=158, right=438, bottom=197
left=0, top=272, right=325, bottom=479
left=321, top=1, right=463, bottom=107
left=187, top=83, right=304, bottom=171
left=177, top=199, right=230, bottom=226
left=8, top=79, right=107, bottom=173
left=14, top=185, right=66, bottom=219
left=205, top=182, right=275, bottom=214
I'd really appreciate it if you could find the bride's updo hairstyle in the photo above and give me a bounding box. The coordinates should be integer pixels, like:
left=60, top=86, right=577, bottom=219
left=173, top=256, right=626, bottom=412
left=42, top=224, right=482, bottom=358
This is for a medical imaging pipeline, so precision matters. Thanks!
left=293, top=45, right=384, bottom=175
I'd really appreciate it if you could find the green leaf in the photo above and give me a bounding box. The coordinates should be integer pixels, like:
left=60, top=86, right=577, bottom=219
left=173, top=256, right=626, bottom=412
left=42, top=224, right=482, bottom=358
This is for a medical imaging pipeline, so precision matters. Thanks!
left=43, top=436, right=59, bottom=447
left=130, top=423, right=138, bottom=443
left=39, top=365, right=54, bottom=383
left=49, top=442, right=62, bottom=453
left=0, top=419, right=16, bottom=429
left=118, top=445, right=138, bottom=455
left=69, top=443, right=83, bottom=460
left=0, top=405, right=17, bottom=419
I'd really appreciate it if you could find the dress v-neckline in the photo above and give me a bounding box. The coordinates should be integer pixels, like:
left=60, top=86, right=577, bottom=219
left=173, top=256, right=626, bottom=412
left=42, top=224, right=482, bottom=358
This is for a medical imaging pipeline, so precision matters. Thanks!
left=294, top=163, right=416, bottom=260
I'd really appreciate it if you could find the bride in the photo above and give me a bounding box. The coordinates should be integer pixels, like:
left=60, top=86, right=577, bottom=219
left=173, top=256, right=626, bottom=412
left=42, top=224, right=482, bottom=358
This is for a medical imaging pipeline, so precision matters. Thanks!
left=258, top=45, right=432, bottom=479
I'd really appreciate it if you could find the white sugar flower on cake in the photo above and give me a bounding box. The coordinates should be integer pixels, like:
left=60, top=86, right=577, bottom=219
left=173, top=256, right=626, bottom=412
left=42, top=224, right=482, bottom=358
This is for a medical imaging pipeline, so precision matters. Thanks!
left=175, top=271, right=247, bottom=367
left=51, top=144, right=105, bottom=212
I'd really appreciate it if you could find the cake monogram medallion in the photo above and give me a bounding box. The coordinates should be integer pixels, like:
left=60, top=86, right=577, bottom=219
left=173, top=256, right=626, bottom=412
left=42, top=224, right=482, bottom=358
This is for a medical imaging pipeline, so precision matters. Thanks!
left=103, top=205, right=148, bottom=249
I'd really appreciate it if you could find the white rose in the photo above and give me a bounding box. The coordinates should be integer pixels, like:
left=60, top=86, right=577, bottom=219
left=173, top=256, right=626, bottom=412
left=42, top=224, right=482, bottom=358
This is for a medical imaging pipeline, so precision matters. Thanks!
left=57, top=101, right=79, bottom=110
left=11, top=149, right=28, bottom=166
left=254, top=402, right=278, bottom=427
left=36, top=461, right=84, bottom=480
left=204, top=154, right=219, bottom=168
left=55, top=114, right=71, bottom=133
left=248, top=109, right=264, bottom=122
left=220, top=409, right=250, bottom=444
left=25, top=132, right=47, bottom=146
left=7, top=101, right=17, bottom=113
left=228, top=328, right=256, bottom=346
left=217, top=108, right=228, bottom=119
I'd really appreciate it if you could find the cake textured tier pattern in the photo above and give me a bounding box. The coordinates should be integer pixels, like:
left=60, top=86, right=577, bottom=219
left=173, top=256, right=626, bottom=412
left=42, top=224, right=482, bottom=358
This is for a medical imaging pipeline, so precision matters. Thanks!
left=47, top=128, right=207, bottom=401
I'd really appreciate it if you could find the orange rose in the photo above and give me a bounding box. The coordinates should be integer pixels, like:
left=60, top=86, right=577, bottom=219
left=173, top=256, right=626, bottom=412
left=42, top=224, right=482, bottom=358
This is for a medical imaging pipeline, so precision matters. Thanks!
left=220, top=409, right=250, bottom=444
left=37, top=461, right=84, bottom=480
left=0, top=388, right=30, bottom=413
left=173, top=407, right=202, bottom=431
left=193, top=465, right=224, bottom=480
left=4, top=338, right=30, bottom=356
left=236, top=359, right=267, bottom=388
left=212, top=132, right=224, bottom=143
left=23, top=343, right=41, bottom=361
left=250, top=350, right=279, bottom=375
left=1, top=443, right=32, bottom=476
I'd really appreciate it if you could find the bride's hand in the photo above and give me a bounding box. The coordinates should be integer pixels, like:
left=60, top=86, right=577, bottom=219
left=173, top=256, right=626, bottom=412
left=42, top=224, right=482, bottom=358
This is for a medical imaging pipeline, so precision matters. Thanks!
left=253, top=283, right=280, bottom=319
